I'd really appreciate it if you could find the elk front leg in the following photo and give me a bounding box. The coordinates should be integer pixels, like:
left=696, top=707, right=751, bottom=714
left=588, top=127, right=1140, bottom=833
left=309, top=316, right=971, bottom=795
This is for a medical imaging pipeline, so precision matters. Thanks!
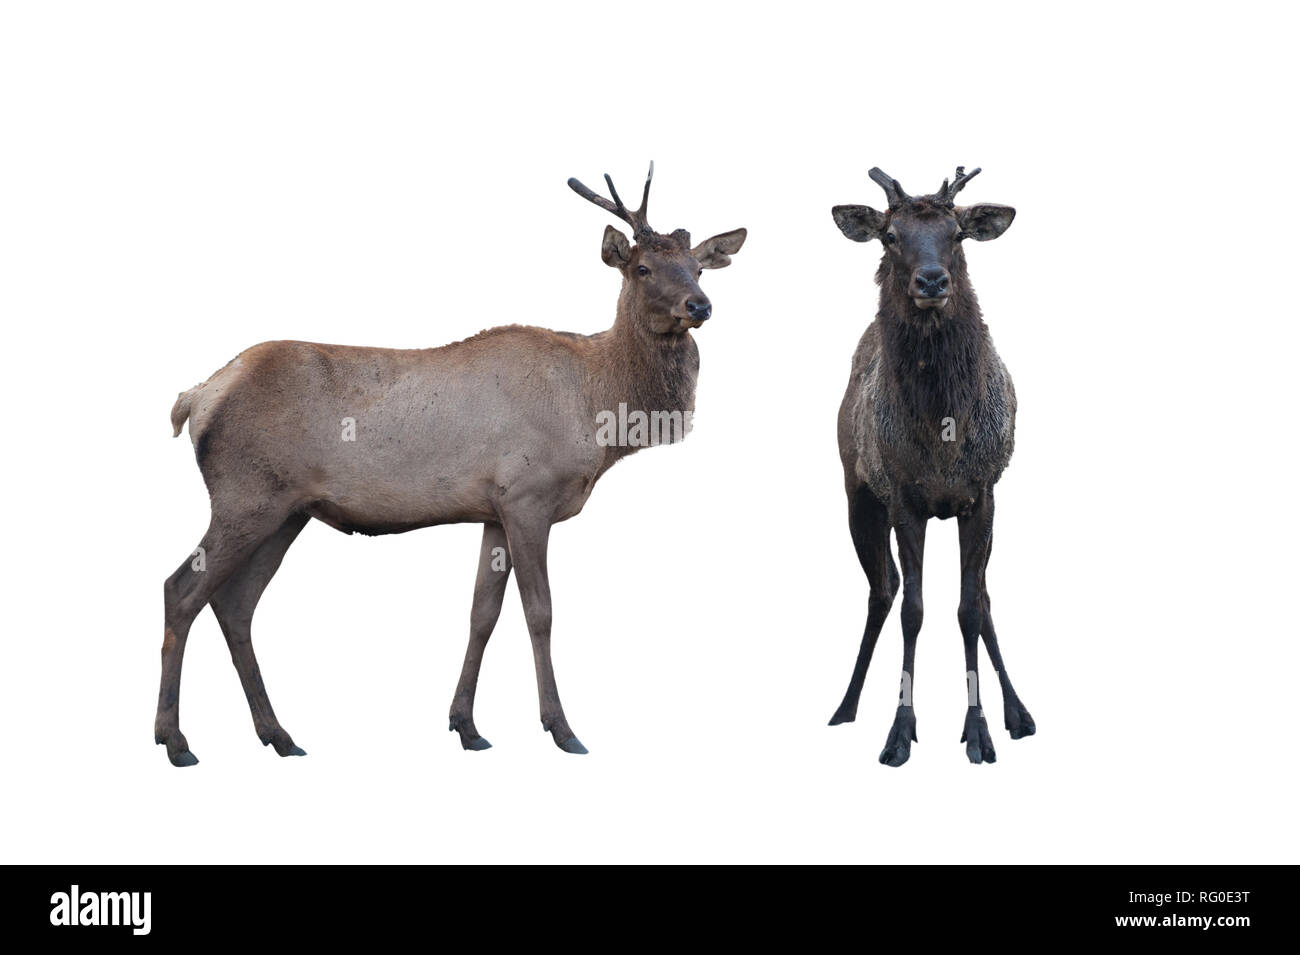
left=503, top=512, right=586, bottom=754
left=880, top=518, right=926, bottom=766
left=958, top=491, right=997, bottom=764
left=448, top=522, right=511, bottom=751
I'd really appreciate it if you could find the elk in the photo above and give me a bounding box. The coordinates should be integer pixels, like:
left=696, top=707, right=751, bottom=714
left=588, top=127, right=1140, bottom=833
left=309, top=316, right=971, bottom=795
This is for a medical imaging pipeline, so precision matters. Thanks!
left=157, top=164, right=746, bottom=766
left=827, top=165, right=1034, bottom=765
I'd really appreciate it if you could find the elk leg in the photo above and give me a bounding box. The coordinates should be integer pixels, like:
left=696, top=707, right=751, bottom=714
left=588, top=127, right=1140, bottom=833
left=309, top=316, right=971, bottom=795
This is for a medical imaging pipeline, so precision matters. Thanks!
left=448, top=522, right=511, bottom=751
left=880, top=518, right=926, bottom=767
left=878, top=519, right=930, bottom=764
left=208, top=513, right=310, bottom=757
left=156, top=503, right=294, bottom=766
left=958, top=492, right=997, bottom=764
left=502, top=513, right=585, bottom=754
left=979, top=594, right=1036, bottom=740
left=830, top=485, right=898, bottom=725
left=978, top=517, right=1035, bottom=739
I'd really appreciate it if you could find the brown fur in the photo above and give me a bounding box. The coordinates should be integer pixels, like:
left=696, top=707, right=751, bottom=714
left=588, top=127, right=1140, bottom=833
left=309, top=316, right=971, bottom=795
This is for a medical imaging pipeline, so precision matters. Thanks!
left=155, top=169, right=745, bottom=765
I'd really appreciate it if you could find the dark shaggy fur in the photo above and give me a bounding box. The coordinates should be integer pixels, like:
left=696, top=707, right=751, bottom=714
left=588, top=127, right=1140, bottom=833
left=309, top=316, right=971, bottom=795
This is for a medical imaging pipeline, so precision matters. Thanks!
left=828, top=166, right=1035, bottom=767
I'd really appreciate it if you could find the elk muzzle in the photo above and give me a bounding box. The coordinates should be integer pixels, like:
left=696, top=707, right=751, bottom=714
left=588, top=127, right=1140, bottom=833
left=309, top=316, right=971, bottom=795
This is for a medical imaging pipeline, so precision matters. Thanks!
left=685, top=298, right=712, bottom=323
left=911, top=266, right=950, bottom=308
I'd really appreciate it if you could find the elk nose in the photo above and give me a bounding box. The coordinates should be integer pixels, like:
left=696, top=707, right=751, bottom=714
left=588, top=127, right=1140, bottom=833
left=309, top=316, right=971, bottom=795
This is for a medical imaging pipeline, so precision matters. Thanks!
left=914, top=267, right=950, bottom=297
left=686, top=299, right=712, bottom=321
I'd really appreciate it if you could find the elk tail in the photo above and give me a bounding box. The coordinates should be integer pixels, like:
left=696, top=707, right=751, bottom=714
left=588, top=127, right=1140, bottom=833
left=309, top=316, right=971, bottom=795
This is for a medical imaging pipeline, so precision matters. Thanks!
left=170, top=386, right=199, bottom=437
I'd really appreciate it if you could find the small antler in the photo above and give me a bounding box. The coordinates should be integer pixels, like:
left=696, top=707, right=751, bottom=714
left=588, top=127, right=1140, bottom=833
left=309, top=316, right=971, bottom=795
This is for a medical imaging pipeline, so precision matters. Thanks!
left=868, top=167, right=908, bottom=208
left=936, top=166, right=982, bottom=204
left=568, top=162, right=655, bottom=235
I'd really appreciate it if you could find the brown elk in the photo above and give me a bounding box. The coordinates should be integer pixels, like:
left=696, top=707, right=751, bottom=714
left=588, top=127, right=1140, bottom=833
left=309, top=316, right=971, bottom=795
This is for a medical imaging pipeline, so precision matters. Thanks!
left=827, top=165, right=1035, bottom=765
left=158, top=163, right=745, bottom=765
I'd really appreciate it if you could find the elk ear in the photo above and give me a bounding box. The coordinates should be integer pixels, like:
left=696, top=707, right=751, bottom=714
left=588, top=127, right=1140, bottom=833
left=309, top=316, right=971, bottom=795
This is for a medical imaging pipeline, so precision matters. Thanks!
left=602, top=225, right=632, bottom=268
left=832, top=205, right=886, bottom=242
left=958, top=204, right=1015, bottom=241
left=692, top=228, right=747, bottom=270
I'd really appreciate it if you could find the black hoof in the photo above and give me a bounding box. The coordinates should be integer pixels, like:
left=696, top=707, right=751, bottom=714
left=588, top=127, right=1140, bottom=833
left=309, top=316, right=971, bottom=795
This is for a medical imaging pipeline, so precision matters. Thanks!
left=558, top=737, right=588, bottom=755
left=878, top=706, right=917, bottom=767
left=879, top=744, right=910, bottom=767
left=449, top=717, right=491, bottom=752
left=266, top=734, right=305, bottom=757
left=828, top=707, right=856, bottom=726
left=1005, top=700, right=1036, bottom=740
left=962, top=708, right=997, bottom=764
left=169, top=750, right=199, bottom=767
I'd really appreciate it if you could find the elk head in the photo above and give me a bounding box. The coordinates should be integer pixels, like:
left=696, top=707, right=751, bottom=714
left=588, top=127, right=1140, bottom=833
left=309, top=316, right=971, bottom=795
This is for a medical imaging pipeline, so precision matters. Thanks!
left=832, top=166, right=1014, bottom=311
left=569, top=163, right=746, bottom=335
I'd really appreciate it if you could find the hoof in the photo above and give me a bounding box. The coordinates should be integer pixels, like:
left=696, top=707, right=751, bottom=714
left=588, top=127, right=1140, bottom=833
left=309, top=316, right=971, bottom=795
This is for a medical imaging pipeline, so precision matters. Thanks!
left=159, top=730, right=197, bottom=767
left=1005, top=700, right=1037, bottom=740
left=828, top=707, right=856, bottom=726
left=558, top=736, right=588, bottom=755
left=266, top=734, right=305, bottom=757
left=962, top=708, right=997, bottom=764
left=878, top=706, right=917, bottom=767
left=878, top=743, right=910, bottom=767
left=449, top=717, right=491, bottom=751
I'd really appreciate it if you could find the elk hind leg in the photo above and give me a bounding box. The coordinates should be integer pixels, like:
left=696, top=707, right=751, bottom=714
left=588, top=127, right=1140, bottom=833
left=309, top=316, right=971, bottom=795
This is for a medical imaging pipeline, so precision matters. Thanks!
left=978, top=534, right=1035, bottom=740
left=156, top=503, right=294, bottom=766
left=448, top=522, right=511, bottom=751
left=830, top=484, right=898, bottom=726
left=208, top=512, right=311, bottom=757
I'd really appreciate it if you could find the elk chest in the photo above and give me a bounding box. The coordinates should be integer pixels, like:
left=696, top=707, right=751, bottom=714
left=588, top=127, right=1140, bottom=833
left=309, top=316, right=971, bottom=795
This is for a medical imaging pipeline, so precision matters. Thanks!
left=849, top=326, right=1016, bottom=521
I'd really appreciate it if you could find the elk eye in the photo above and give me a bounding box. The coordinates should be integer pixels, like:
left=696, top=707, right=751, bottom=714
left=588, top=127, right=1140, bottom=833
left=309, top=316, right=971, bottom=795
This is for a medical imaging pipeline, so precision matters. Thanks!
left=884, top=232, right=896, bottom=245
left=637, top=265, right=650, bottom=277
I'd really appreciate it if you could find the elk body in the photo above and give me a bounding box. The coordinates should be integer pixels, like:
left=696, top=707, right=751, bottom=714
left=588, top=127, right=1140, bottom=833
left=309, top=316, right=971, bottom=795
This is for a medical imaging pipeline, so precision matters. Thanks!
left=157, top=164, right=745, bottom=766
left=828, top=166, right=1035, bottom=765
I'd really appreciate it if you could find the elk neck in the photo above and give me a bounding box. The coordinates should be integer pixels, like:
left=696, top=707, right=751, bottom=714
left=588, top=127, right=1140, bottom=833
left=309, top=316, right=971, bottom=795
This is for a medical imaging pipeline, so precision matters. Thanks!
left=584, top=282, right=700, bottom=432
left=875, top=251, right=990, bottom=425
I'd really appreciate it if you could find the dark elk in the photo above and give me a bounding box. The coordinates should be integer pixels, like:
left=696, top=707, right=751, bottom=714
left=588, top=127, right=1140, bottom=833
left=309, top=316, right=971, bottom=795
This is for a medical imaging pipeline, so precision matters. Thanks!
left=827, top=165, right=1035, bottom=765
left=158, top=164, right=745, bottom=765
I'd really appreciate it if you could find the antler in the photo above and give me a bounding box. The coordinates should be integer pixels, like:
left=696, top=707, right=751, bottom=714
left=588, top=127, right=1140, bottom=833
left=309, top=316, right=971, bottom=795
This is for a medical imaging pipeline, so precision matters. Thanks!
left=868, top=167, right=908, bottom=208
left=567, top=162, right=655, bottom=235
left=936, top=166, right=982, bottom=204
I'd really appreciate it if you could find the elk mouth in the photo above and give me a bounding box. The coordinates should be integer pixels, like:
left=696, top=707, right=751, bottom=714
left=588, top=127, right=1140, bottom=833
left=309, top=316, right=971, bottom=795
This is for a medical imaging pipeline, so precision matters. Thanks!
left=911, top=295, right=950, bottom=310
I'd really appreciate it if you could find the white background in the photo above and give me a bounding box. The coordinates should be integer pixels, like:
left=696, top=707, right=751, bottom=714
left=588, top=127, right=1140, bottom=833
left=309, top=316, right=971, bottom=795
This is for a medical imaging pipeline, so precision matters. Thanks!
left=3, top=1, right=1296, bottom=863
